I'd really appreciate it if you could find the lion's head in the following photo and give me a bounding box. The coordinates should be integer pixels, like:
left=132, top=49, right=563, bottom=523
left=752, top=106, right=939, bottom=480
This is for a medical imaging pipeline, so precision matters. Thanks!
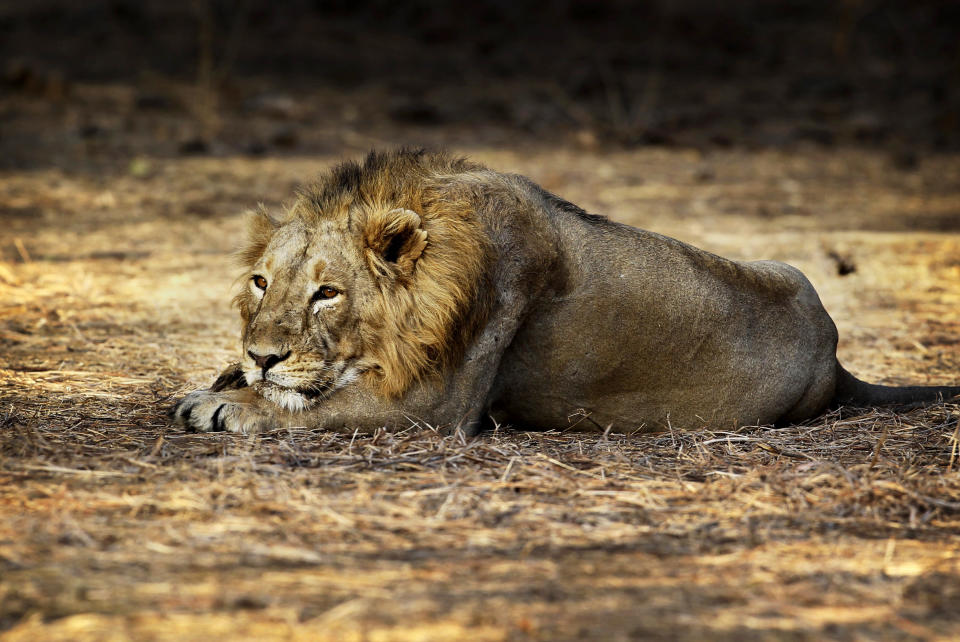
left=233, top=150, right=494, bottom=411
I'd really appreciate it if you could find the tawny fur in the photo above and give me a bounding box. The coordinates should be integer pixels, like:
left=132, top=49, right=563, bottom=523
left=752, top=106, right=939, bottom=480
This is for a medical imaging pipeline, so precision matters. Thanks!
left=236, top=150, right=494, bottom=398
left=173, top=148, right=960, bottom=437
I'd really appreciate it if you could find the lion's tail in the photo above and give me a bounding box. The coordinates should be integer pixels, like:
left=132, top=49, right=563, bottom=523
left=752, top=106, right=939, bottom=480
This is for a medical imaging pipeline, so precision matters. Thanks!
left=833, top=363, right=960, bottom=408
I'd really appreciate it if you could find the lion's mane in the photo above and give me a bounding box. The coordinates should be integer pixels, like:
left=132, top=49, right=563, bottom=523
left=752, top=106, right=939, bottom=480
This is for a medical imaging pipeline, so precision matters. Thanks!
left=235, top=149, right=496, bottom=397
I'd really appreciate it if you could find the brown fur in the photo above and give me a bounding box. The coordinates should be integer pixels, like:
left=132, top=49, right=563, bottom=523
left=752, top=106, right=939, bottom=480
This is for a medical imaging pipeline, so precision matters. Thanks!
left=237, top=204, right=279, bottom=268
left=238, top=149, right=494, bottom=398
left=175, top=149, right=960, bottom=437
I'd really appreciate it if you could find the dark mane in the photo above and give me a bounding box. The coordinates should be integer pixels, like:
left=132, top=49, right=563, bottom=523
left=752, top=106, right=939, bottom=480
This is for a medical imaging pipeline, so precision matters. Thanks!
left=527, top=181, right=609, bottom=224
left=279, top=148, right=495, bottom=398
left=296, top=148, right=479, bottom=217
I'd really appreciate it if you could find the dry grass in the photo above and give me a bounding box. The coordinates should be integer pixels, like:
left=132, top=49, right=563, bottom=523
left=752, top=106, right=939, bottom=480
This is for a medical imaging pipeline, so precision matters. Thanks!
left=2, top=146, right=960, bottom=640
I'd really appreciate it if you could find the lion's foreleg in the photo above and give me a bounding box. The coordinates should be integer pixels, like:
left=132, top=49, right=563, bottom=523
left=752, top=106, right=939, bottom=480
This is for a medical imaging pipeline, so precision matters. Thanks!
left=170, top=363, right=272, bottom=433
left=171, top=386, right=281, bottom=434
left=424, top=296, right=533, bottom=437
left=210, top=363, right=248, bottom=391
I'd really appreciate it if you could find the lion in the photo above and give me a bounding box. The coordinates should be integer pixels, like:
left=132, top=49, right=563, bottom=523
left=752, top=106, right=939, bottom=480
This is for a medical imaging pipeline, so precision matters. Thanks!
left=172, top=149, right=960, bottom=435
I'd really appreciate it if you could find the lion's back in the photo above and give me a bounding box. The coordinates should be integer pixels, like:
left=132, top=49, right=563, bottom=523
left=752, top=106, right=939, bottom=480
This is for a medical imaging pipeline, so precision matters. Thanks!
left=489, top=201, right=840, bottom=432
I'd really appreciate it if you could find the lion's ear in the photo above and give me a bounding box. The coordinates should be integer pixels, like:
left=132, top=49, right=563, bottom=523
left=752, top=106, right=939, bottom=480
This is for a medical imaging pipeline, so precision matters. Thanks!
left=363, top=208, right=428, bottom=280
left=238, top=205, right=280, bottom=267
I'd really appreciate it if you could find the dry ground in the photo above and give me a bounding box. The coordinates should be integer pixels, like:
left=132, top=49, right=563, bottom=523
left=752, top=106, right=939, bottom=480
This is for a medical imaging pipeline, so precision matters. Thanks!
left=2, top=142, right=960, bottom=640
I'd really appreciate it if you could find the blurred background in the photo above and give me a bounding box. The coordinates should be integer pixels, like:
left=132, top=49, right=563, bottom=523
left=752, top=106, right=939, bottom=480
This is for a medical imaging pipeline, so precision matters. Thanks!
left=3, top=0, right=959, bottom=169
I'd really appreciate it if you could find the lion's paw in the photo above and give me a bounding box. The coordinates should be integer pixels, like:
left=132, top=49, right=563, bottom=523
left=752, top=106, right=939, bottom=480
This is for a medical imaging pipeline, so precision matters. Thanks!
left=170, top=390, right=275, bottom=434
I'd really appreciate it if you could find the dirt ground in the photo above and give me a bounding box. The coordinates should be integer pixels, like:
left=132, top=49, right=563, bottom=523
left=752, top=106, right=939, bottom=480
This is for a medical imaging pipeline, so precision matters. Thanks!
left=3, top=2, right=960, bottom=640
left=3, top=137, right=960, bottom=640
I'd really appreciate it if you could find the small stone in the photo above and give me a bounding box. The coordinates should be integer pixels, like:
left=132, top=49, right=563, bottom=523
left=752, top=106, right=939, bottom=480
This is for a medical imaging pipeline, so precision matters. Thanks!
left=178, top=138, right=209, bottom=155
left=270, top=128, right=298, bottom=149
left=890, top=149, right=919, bottom=172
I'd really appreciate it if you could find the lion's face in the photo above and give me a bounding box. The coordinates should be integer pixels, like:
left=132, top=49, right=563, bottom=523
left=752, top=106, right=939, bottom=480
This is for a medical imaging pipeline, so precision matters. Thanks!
left=238, top=218, right=375, bottom=411
left=233, top=152, right=495, bottom=410
left=236, top=205, right=439, bottom=411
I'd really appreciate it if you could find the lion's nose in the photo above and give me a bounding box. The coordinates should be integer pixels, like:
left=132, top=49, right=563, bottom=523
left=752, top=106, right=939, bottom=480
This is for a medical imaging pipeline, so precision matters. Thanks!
left=247, top=350, right=291, bottom=372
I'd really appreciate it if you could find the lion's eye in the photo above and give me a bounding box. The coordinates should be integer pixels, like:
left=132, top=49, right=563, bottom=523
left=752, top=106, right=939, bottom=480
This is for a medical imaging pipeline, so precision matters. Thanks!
left=252, top=275, right=268, bottom=290
left=313, top=286, right=339, bottom=301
